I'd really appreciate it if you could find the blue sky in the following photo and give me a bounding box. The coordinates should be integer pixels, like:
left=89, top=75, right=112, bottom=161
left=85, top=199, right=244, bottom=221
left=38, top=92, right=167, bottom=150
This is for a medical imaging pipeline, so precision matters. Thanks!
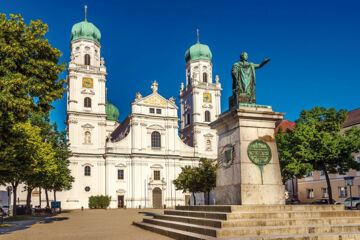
left=3, top=0, right=360, bottom=130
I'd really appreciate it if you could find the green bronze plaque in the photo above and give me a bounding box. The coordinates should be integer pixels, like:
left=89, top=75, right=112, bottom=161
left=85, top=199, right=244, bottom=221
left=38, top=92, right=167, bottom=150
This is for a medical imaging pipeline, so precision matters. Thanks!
left=247, top=139, right=272, bottom=184
left=247, top=139, right=272, bottom=166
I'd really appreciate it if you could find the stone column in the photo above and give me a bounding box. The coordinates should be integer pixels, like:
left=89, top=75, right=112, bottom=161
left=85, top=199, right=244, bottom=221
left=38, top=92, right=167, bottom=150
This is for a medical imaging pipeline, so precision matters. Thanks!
left=210, top=106, right=285, bottom=205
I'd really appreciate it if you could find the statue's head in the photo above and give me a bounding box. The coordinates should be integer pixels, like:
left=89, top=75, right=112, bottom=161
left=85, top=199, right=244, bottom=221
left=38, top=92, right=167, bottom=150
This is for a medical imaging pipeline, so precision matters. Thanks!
left=240, top=52, right=248, bottom=61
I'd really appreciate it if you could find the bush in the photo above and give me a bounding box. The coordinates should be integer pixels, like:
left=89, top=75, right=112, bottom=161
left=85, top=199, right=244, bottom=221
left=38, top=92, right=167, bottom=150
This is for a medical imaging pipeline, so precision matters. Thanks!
left=88, top=195, right=111, bottom=209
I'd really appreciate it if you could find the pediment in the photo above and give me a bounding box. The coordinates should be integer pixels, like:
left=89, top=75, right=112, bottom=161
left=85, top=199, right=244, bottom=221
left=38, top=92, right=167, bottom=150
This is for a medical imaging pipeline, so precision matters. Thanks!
left=81, top=123, right=95, bottom=128
left=143, top=94, right=168, bottom=106
left=150, top=164, right=163, bottom=169
left=204, top=133, right=214, bottom=138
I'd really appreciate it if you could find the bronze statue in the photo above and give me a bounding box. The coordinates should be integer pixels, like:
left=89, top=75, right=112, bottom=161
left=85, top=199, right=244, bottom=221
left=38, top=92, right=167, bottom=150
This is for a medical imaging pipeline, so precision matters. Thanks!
left=230, top=52, right=270, bottom=107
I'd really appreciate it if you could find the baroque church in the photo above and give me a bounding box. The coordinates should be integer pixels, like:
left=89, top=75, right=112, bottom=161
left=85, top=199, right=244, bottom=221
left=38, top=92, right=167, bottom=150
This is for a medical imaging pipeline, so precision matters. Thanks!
left=61, top=17, right=222, bottom=209
left=2, top=16, right=222, bottom=209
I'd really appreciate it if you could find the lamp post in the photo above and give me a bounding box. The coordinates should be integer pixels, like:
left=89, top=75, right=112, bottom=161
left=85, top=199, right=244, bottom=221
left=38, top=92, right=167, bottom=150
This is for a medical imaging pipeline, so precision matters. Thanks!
left=344, top=176, right=354, bottom=209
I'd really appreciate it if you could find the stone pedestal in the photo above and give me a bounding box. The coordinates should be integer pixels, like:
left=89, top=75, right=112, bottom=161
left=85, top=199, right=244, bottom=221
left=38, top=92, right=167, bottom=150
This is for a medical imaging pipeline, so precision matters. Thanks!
left=210, top=106, right=285, bottom=205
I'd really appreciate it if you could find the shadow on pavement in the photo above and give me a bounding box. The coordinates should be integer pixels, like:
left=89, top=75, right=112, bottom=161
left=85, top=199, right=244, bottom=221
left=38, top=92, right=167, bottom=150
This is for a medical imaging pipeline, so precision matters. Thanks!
left=138, top=212, right=156, bottom=217
left=0, top=216, right=69, bottom=235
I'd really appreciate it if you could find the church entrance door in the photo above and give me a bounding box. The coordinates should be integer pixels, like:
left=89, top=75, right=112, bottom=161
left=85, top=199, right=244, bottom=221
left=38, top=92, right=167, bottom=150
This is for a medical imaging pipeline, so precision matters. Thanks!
left=118, top=195, right=124, bottom=208
left=152, top=188, right=162, bottom=208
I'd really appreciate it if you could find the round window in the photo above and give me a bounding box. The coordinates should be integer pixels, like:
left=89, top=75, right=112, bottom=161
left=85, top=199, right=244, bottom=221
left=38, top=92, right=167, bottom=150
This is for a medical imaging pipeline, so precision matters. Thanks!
left=85, top=186, right=90, bottom=192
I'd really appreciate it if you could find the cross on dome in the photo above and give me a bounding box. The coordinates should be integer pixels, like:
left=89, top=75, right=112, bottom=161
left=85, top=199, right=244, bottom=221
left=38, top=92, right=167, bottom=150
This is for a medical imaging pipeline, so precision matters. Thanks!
left=85, top=5, right=87, bottom=21
left=151, top=81, right=158, bottom=93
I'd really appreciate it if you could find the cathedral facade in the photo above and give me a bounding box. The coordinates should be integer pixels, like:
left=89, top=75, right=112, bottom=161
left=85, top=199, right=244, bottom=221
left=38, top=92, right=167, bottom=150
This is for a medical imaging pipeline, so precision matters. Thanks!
left=1, top=18, right=222, bottom=209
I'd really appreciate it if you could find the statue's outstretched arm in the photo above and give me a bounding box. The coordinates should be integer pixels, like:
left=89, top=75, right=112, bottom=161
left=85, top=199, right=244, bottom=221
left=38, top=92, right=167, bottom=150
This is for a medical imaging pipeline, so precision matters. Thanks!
left=255, top=59, right=271, bottom=69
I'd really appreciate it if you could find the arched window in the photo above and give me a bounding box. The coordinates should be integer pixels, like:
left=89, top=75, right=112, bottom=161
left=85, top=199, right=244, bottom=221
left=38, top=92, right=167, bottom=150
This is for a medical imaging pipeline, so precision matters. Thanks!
left=151, top=131, right=161, bottom=148
left=205, top=111, right=211, bottom=122
left=84, top=54, right=91, bottom=65
left=203, top=72, right=208, bottom=83
left=85, top=131, right=91, bottom=144
left=84, top=97, right=91, bottom=108
left=84, top=166, right=91, bottom=176
left=186, top=114, right=191, bottom=125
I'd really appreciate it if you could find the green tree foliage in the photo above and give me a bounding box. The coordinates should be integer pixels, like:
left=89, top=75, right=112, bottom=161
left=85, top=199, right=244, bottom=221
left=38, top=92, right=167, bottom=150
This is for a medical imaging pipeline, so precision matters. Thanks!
left=89, top=196, right=111, bottom=209
left=0, top=13, right=67, bottom=215
left=173, top=158, right=216, bottom=205
left=276, top=107, right=360, bottom=203
left=0, top=14, right=65, bottom=124
left=0, top=121, right=55, bottom=215
left=29, top=113, right=74, bottom=207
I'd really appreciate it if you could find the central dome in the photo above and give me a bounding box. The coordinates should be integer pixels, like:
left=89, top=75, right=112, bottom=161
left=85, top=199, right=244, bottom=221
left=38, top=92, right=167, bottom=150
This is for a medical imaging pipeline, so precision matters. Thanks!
left=71, top=20, right=101, bottom=44
left=185, top=41, right=212, bottom=63
left=106, top=100, right=119, bottom=121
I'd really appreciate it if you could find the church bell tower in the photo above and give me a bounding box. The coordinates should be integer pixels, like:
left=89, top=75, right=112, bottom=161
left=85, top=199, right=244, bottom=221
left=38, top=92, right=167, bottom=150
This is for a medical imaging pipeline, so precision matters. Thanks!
left=179, top=30, right=222, bottom=159
left=66, top=7, right=107, bottom=154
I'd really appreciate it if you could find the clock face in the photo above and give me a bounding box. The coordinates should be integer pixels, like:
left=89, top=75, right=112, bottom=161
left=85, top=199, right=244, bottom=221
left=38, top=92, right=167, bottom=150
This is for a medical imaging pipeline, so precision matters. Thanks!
left=82, top=78, right=93, bottom=88
left=203, top=93, right=212, bottom=103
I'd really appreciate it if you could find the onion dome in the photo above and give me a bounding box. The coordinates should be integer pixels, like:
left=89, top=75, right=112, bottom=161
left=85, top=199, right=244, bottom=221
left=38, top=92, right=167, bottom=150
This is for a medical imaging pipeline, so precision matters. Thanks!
left=185, top=42, right=212, bottom=63
left=106, top=100, right=119, bottom=121
left=71, top=20, right=101, bottom=44
left=185, top=30, right=212, bottom=63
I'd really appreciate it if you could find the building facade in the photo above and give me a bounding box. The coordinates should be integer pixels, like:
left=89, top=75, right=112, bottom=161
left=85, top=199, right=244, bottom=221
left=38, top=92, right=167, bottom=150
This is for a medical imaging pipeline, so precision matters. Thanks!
left=0, top=17, right=222, bottom=209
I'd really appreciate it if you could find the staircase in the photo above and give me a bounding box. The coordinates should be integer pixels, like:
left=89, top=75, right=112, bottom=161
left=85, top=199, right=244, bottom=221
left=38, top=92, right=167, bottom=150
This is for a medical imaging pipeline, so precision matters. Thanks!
left=134, top=205, right=360, bottom=239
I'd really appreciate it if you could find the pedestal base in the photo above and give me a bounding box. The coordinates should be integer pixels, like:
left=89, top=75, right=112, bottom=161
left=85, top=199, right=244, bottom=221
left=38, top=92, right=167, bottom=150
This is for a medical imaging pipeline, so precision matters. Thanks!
left=210, top=106, right=285, bottom=205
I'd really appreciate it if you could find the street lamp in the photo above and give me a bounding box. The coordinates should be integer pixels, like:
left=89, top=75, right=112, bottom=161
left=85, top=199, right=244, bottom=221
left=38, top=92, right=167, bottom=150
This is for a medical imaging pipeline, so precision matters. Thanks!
left=344, top=176, right=355, bottom=209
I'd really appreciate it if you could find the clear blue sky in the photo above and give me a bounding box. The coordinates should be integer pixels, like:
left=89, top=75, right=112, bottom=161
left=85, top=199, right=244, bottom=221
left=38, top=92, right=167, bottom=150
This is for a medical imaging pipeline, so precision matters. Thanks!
left=3, top=0, right=360, bottom=130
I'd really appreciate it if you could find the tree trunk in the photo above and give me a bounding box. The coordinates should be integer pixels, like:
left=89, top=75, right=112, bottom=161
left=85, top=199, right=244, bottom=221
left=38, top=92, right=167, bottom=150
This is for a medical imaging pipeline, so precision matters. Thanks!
left=12, top=182, right=18, bottom=217
left=54, top=191, right=56, bottom=202
left=39, top=188, right=42, bottom=208
left=291, top=178, right=296, bottom=199
left=26, top=187, right=33, bottom=215
left=203, top=192, right=207, bottom=205
left=207, top=191, right=210, bottom=205
left=324, top=170, right=333, bottom=204
left=45, top=189, right=49, bottom=208
left=192, top=193, right=196, bottom=205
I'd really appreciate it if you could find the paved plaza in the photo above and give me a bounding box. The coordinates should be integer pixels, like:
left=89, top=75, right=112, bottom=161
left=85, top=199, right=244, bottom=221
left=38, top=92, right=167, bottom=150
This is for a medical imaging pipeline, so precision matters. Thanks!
left=0, top=209, right=170, bottom=240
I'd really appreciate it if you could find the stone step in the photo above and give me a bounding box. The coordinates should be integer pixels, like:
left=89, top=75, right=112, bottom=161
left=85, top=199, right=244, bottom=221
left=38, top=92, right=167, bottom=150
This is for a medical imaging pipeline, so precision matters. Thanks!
left=155, top=213, right=360, bottom=228
left=143, top=218, right=360, bottom=238
left=135, top=220, right=360, bottom=240
left=154, top=214, right=223, bottom=228
left=165, top=210, right=229, bottom=220
left=133, top=221, right=214, bottom=240
left=219, top=232, right=360, bottom=240
left=165, top=209, right=360, bottom=220
left=222, top=216, right=360, bottom=228
left=176, top=204, right=344, bottom=213
left=227, top=210, right=360, bottom=220
left=143, top=218, right=218, bottom=237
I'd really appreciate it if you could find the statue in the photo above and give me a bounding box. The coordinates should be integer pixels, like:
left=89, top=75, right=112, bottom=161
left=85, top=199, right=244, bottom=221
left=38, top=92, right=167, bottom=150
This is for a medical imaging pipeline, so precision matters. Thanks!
left=230, top=52, right=270, bottom=107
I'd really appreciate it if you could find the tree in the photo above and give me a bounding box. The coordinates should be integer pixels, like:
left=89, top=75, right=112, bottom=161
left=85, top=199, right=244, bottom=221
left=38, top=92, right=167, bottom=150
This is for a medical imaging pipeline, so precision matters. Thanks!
left=0, top=121, right=55, bottom=216
left=173, top=166, right=201, bottom=205
left=46, top=123, right=73, bottom=204
left=196, top=158, right=217, bottom=205
left=173, top=158, right=217, bottom=205
left=0, top=14, right=66, bottom=214
left=277, top=107, right=360, bottom=204
left=30, top=113, right=73, bottom=208
left=0, top=13, right=65, bottom=179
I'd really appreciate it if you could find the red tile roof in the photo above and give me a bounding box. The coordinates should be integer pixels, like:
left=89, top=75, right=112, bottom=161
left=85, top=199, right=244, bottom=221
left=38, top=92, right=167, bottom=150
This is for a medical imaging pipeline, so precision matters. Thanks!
left=275, top=119, right=295, bottom=133
left=342, top=107, right=360, bottom=128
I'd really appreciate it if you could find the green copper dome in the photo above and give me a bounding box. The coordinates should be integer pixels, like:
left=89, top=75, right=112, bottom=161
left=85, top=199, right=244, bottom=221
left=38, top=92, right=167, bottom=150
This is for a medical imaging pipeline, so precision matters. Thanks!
left=106, top=100, right=119, bottom=121
left=185, top=41, right=212, bottom=63
left=71, top=20, right=101, bottom=44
